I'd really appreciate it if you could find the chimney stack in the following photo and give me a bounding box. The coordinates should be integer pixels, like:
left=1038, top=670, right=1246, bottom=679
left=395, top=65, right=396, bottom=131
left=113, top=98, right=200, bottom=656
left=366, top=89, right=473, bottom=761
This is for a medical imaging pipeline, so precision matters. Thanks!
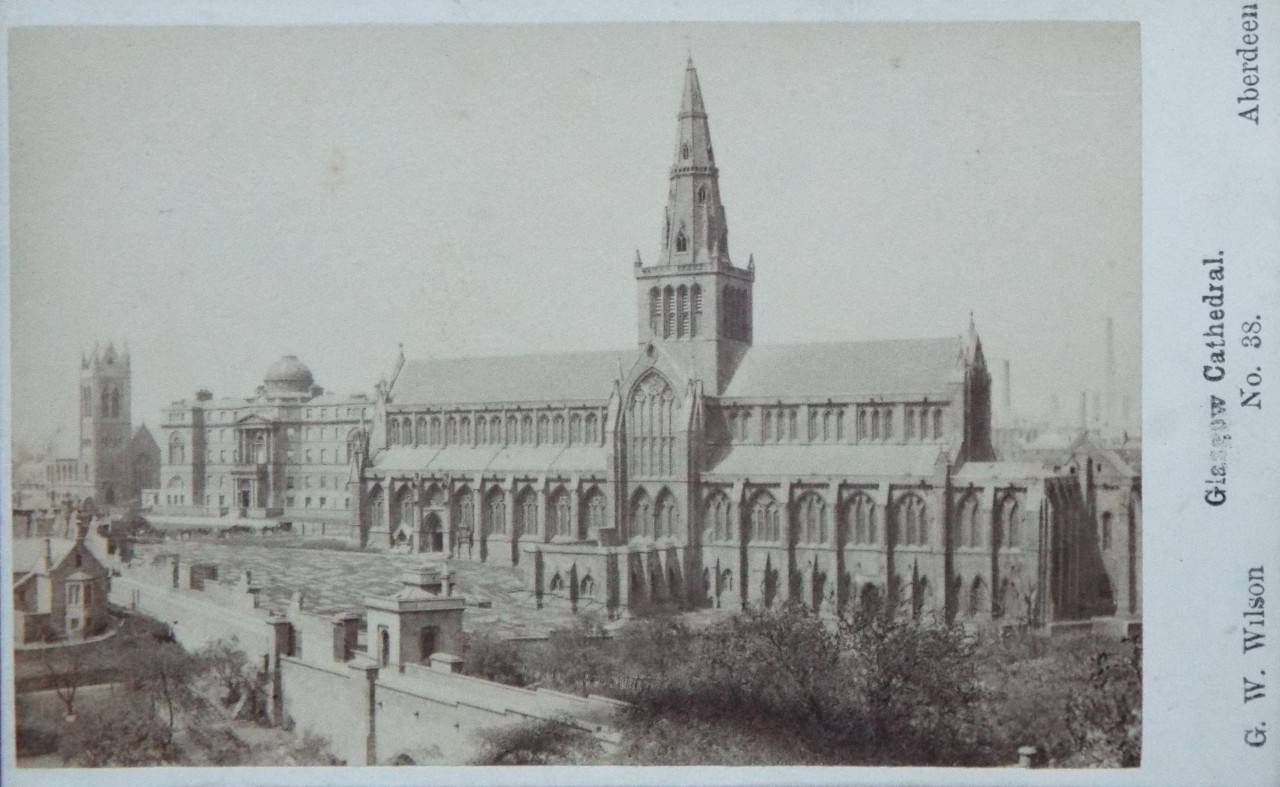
left=1001, top=359, right=1013, bottom=425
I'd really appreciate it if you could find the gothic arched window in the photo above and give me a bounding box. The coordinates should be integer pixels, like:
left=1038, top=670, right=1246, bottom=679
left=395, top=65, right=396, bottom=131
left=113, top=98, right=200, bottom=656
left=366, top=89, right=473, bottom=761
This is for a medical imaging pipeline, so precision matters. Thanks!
left=895, top=494, right=928, bottom=546
left=704, top=490, right=732, bottom=543
left=697, top=185, right=708, bottom=204
left=484, top=488, right=506, bottom=535
left=905, top=408, right=915, bottom=440
left=677, top=285, right=689, bottom=338
left=415, top=417, right=427, bottom=446
left=655, top=489, right=677, bottom=539
left=537, top=415, right=549, bottom=444
left=649, top=287, right=660, bottom=335
left=847, top=493, right=876, bottom=545
left=691, top=284, right=702, bottom=337
left=750, top=492, right=781, bottom=543
left=956, top=493, right=980, bottom=549
left=630, top=488, right=653, bottom=540
left=389, top=419, right=401, bottom=446
left=585, top=488, right=607, bottom=537
left=998, top=495, right=1020, bottom=549
left=681, top=143, right=689, bottom=160
left=553, top=414, right=565, bottom=443
left=663, top=286, right=675, bottom=338
left=431, top=417, right=443, bottom=445
left=521, top=415, right=533, bottom=444
left=933, top=408, right=944, bottom=439
left=549, top=489, right=571, bottom=538
left=627, top=373, right=675, bottom=478
left=675, top=231, right=688, bottom=253
left=871, top=410, right=881, bottom=440
left=569, top=414, right=582, bottom=444
left=585, top=413, right=599, bottom=444
left=797, top=493, right=826, bottom=545
left=515, top=487, right=537, bottom=536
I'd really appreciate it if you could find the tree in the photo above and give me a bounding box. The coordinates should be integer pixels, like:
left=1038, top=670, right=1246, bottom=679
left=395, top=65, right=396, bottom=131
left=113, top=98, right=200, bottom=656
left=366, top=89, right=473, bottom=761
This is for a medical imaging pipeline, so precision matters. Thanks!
left=118, top=636, right=202, bottom=738
left=59, top=692, right=179, bottom=767
left=462, top=632, right=529, bottom=687
left=195, top=636, right=267, bottom=720
left=38, top=647, right=83, bottom=720
left=471, top=718, right=602, bottom=765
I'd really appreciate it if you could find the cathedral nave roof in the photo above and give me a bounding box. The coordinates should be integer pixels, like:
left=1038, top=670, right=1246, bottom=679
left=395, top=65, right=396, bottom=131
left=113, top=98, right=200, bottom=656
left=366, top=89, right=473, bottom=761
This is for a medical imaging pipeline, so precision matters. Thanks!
left=704, top=442, right=946, bottom=480
left=372, top=443, right=608, bottom=477
left=720, top=337, right=963, bottom=400
left=391, top=349, right=640, bottom=407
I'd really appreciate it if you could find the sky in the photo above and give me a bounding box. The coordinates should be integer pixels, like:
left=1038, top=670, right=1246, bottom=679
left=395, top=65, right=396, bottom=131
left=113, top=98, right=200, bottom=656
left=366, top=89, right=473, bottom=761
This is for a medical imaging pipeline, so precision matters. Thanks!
left=8, top=22, right=1140, bottom=451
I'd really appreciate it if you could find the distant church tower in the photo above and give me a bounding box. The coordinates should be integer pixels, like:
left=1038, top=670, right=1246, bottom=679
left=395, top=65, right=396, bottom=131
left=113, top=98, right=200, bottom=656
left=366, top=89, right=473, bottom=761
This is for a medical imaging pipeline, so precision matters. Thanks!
left=635, top=58, right=755, bottom=394
left=80, top=342, right=132, bottom=507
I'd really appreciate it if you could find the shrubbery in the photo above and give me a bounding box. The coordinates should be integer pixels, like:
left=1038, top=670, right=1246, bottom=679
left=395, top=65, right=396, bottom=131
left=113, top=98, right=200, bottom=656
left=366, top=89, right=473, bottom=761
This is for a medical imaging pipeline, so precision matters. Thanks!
left=508, top=605, right=1141, bottom=767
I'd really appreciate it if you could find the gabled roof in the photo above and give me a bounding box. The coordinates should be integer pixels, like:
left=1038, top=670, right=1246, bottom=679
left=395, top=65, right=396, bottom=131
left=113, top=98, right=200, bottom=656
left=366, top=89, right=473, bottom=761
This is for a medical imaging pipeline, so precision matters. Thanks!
left=10, top=537, right=107, bottom=579
left=721, top=338, right=962, bottom=400
left=391, top=349, right=638, bottom=407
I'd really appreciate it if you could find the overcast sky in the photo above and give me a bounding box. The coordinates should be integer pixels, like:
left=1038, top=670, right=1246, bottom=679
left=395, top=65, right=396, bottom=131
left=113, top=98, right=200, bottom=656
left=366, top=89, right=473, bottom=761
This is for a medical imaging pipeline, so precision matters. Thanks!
left=8, top=22, right=1139, bottom=450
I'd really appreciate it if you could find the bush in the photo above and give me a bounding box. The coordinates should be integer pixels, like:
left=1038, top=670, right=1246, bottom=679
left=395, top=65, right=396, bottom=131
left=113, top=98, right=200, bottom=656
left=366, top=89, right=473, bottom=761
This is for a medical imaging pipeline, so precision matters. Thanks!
left=471, top=718, right=602, bottom=765
left=462, top=632, right=529, bottom=687
left=58, top=693, right=180, bottom=767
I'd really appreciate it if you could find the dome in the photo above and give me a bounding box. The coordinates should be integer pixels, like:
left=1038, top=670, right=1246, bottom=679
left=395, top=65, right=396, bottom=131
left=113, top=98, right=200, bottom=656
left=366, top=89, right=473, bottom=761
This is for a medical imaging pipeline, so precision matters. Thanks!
left=263, top=355, right=314, bottom=395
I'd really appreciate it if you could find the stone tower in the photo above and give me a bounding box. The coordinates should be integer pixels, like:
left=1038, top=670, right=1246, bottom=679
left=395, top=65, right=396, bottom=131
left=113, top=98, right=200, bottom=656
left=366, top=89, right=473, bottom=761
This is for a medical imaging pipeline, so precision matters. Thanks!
left=80, top=341, right=132, bottom=507
left=635, top=58, right=755, bottom=394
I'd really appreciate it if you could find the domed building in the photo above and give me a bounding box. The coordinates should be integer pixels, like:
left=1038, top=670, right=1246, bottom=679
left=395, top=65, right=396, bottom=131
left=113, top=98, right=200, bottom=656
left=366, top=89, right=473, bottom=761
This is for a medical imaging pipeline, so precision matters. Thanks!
left=261, top=355, right=317, bottom=400
left=151, top=354, right=373, bottom=540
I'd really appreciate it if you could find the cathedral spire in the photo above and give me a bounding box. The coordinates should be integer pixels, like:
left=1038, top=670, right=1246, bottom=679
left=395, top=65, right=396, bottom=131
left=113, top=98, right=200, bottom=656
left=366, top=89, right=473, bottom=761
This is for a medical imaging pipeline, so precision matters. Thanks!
left=660, top=59, right=729, bottom=267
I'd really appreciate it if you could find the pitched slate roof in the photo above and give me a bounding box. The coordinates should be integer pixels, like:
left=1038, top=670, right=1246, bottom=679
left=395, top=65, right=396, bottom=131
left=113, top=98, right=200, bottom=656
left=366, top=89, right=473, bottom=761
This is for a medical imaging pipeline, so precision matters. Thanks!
left=705, top=443, right=946, bottom=480
left=390, top=349, right=639, bottom=407
left=389, top=335, right=961, bottom=409
left=11, top=537, right=106, bottom=578
left=373, top=444, right=609, bottom=476
left=721, top=338, right=962, bottom=400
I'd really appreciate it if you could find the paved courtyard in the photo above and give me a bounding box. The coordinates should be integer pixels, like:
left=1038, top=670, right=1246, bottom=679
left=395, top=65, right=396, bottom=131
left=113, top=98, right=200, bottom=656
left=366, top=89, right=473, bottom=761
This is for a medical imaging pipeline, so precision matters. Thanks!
left=129, top=538, right=592, bottom=638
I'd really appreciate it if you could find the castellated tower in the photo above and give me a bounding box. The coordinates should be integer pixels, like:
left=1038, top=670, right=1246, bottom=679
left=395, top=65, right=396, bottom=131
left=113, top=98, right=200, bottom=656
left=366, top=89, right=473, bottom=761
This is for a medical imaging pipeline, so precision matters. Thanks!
left=634, top=58, right=755, bottom=395
left=79, top=341, right=132, bottom=507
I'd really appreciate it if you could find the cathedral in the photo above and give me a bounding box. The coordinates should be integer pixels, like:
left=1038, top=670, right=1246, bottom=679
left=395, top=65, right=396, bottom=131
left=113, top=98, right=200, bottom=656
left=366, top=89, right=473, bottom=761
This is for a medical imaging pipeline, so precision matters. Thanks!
left=43, top=342, right=160, bottom=514
left=352, top=60, right=1142, bottom=626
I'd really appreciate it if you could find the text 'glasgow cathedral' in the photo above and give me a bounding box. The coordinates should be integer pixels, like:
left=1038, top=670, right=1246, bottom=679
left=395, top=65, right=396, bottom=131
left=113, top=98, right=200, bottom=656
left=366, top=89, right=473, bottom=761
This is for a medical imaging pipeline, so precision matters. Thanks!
left=152, top=60, right=1141, bottom=628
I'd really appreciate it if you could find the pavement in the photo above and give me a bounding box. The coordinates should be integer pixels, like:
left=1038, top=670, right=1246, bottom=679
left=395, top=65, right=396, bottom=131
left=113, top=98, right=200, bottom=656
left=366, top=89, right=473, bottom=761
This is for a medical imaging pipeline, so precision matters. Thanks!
left=130, top=539, right=587, bottom=638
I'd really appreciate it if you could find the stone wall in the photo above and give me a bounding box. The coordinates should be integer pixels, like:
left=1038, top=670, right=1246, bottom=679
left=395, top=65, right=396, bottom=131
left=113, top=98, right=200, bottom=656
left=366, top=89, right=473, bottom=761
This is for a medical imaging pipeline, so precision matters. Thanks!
left=108, top=552, right=624, bottom=765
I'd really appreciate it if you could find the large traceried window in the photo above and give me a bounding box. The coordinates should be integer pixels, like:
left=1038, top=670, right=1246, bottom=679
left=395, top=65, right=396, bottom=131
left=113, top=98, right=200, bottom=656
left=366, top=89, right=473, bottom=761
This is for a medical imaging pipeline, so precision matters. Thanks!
left=628, top=373, right=676, bottom=478
left=515, top=488, right=537, bottom=536
left=550, top=489, right=572, bottom=538
left=704, top=491, right=732, bottom=542
left=484, top=488, right=506, bottom=535
left=895, top=494, right=928, bottom=547
left=663, top=286, right=676, bottom=337
left=847, top=493, right=877, bottom=545
left=749, top=491, right=781, bottom=543
left=797, top=492, right=826, bottom=545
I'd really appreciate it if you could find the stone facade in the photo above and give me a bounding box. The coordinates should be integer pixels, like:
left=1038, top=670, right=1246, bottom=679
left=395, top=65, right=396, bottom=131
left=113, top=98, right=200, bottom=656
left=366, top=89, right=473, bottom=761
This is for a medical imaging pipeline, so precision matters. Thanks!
left=352, top=61, right=1140, bottom=627
left=42, top=342, right=161, bottom=513
left=153, top=355, right=373, bottom=539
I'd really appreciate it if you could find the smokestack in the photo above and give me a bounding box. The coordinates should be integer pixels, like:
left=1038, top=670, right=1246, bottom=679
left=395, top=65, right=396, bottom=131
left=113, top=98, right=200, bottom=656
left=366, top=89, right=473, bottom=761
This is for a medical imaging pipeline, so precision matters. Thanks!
left=1105, top=316, right=1116, bottom=425
left=1002, top=359, right=1012, bottom=424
